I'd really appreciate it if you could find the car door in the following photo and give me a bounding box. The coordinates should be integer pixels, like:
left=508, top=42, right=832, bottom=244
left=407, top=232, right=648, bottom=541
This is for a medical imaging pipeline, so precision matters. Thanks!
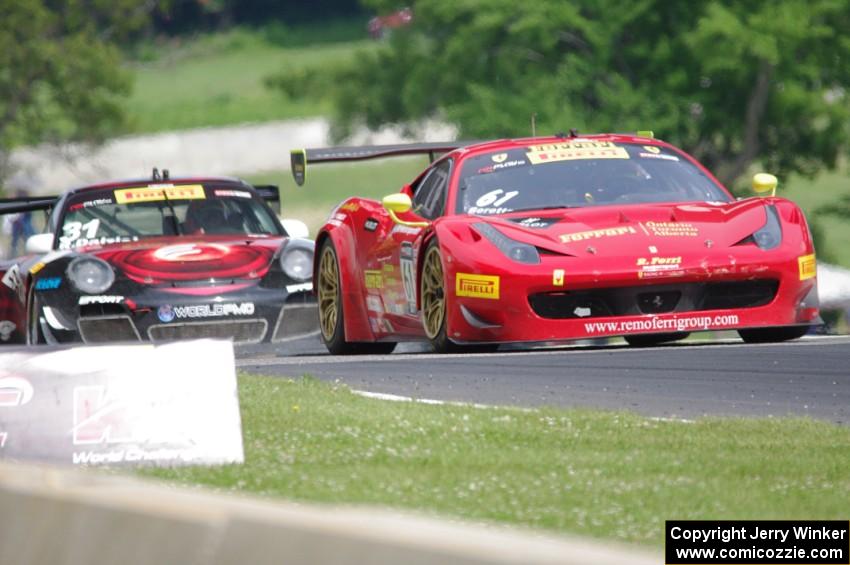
left=372, top=158, right=452, bottom=337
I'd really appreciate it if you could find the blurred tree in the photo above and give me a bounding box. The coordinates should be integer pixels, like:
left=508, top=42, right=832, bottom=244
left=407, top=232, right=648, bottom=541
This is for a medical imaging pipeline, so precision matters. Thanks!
left=817, top=196, right=850, bottom=220
left=0, top=0, right=163, bottom=179
left=154, top=0, right=364, bottom=33
left=331, top=0, right=850, bottom=188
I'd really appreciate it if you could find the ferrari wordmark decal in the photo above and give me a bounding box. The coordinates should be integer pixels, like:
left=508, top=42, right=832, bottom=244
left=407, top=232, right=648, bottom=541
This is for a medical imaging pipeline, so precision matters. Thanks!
left=114, top=184, right=205, bottom=204
left=456, top=273, right=500, bottom=299
left=798, top=254, right=816, bottom=280
left=526, top=141, right=629, bottom=165
left=560, top=226, right=636, bottom=243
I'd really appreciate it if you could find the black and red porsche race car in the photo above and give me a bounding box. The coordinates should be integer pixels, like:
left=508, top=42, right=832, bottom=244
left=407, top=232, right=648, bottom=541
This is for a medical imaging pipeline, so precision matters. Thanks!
left=292, top=133, right=820, bottom=354
left=0, top=172, right=316, bottom=345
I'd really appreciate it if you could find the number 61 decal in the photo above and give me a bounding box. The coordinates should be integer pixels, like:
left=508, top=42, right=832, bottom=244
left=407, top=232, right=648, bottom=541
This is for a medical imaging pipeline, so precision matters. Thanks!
left=475, top=189, right=519, bottom=208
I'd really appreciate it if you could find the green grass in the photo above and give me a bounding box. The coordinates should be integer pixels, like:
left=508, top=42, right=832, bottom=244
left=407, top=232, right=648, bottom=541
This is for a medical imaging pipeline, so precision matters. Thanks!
left=140, top=375, right=850, bottom=548
left=777, top=167, right=850, bottom=266
left=125, top=27, right=373, bottom=133
left=247, top=157, right=429, bottom=232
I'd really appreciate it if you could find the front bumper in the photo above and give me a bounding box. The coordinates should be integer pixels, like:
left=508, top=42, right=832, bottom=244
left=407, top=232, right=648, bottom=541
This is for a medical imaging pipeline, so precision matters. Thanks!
left=38, top=284, right=317, bottom=345
left=444, top=250, right=819, bottom=344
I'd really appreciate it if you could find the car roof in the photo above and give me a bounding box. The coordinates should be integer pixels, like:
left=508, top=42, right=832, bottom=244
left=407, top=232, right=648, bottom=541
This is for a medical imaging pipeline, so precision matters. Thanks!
left=457, top=133, right=665, bottom=156
left=64, top=176, right=251, bottom=197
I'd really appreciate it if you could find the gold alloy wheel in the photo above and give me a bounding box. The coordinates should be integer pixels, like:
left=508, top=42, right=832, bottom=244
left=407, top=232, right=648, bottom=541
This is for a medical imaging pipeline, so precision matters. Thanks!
left=421, top=245, right=446, bottom=340
left=318, top=245, right=339, bottom=341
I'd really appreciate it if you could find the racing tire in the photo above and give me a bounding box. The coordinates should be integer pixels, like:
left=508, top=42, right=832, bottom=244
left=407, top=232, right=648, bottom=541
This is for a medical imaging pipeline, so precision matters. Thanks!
left=420, top=239, right=498, bottom=354
left=317, top=239, right=396, bottom=355
left=624, top=332, right=690, bottom=347
left=737, top=325, right=809, bottom=344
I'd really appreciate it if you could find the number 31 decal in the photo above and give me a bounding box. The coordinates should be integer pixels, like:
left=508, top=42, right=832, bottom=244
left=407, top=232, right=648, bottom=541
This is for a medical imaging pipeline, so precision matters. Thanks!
left=59, top=219, right=100, bottom=248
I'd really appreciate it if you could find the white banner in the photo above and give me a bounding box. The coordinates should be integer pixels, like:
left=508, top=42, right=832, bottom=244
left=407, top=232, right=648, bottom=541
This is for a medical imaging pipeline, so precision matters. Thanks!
left=0, top=340, right=243, bottom=466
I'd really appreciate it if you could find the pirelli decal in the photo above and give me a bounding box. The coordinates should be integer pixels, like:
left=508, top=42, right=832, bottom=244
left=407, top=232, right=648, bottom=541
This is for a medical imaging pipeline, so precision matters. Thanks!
left=526, top=141, right=629, bottom=165
left=456, top=273, right=500, bottom=299
left=114, top=184, right=206, bottom=204
left=798, top=253, right=817, bottom=280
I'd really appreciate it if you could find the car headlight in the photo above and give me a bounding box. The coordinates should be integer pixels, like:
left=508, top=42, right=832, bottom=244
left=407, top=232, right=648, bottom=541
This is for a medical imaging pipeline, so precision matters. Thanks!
left=67, top=256, right=115, bottom=294
left=473, top=222, right=541, bottom=264
left=280, top=247, right=313, bottom=282
left=752, top=204, right=782, bottom=250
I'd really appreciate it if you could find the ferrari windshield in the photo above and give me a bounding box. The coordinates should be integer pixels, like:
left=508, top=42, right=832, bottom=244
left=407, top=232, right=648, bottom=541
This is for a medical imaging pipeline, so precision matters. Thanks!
left=57, top=184, right=283, bottom=249
left=456, top=141, right=731, bottom=215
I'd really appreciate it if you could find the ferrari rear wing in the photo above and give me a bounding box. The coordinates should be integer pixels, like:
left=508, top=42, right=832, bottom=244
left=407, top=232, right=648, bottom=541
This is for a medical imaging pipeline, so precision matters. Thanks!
left=290, top=141, right=478, bottom=186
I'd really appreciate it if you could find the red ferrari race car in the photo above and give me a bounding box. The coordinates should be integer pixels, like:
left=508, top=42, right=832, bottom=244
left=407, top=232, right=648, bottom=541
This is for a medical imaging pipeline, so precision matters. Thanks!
left=291, top=133, right=820, bottom=354
left=0, top=171, right=316, bottom=345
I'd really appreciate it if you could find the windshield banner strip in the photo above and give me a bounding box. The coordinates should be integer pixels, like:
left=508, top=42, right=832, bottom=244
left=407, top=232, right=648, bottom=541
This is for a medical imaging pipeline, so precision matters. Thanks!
left=114, top=185, right=206, bottom=204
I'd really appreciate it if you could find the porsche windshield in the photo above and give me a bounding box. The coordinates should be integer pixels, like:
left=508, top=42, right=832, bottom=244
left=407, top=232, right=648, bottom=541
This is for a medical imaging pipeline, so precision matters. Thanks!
left=456, top=142, right=731, bottom=215
left=58, top=184, right=283, bottom=249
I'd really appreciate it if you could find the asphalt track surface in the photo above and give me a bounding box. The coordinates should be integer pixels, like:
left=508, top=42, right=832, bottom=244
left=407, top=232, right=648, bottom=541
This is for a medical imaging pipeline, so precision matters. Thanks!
left=236, top=335, right=850, bottom=424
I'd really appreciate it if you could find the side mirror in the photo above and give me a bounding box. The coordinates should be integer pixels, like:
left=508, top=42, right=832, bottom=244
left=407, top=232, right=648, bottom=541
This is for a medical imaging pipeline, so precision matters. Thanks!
left=281, top=218, right=309, bottom=239
left=752, top=173, right=777, bottom=197
left=382, top=194, right=429, bottom=228
left=25, top=233, right=53, bottom=255
left=382, top=193, right=413, bottom=214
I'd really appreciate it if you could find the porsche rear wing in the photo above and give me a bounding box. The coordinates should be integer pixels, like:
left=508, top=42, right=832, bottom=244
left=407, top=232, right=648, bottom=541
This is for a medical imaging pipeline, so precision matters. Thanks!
left=290, top=141, right=478, bottom=186
left=0, top=195, right=58, bottom=215
left=253, top=184, right=281, bottom=212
